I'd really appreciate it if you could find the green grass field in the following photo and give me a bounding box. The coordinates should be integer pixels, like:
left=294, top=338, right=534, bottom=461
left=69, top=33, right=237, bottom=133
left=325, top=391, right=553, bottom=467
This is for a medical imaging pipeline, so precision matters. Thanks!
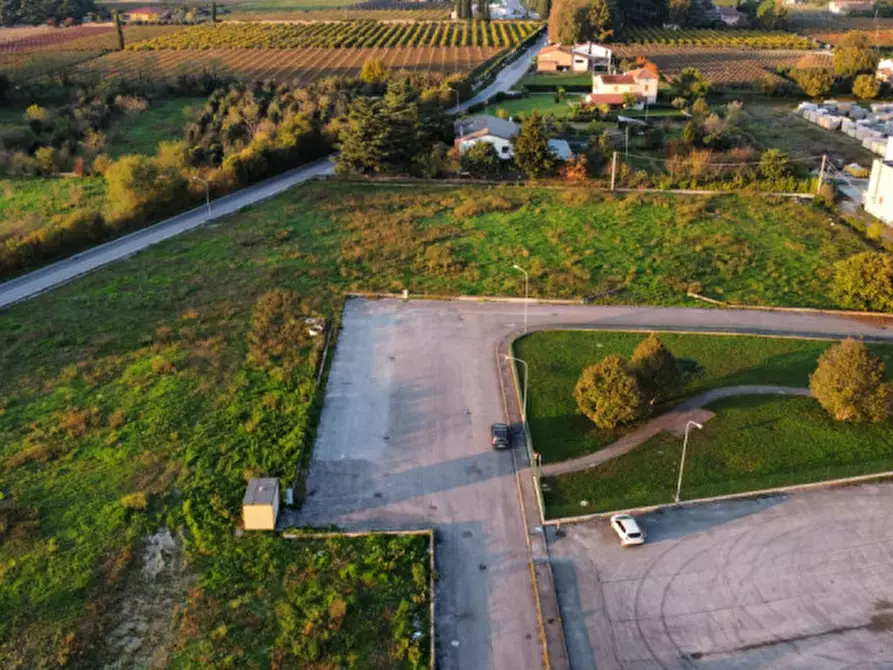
left=481, top=93, right=582, bottom=118
left=0, top=177, right=107, bottom=241
left=0, top=183, right=878, bottom=664
left=544, top=394, right=893, bottom=517
left=515, top=331, right=893, bottom=463
left=105, top=96, right=206, bottom=157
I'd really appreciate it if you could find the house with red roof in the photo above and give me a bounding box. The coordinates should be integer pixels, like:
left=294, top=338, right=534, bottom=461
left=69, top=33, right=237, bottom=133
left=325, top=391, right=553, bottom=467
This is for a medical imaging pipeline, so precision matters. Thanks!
left=585, top=62, right=659, bottom=107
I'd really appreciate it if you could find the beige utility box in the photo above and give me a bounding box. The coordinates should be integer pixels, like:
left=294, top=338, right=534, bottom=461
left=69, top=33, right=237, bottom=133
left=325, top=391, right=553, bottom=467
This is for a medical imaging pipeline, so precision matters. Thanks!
left=242, top=478, right=280, bottom=530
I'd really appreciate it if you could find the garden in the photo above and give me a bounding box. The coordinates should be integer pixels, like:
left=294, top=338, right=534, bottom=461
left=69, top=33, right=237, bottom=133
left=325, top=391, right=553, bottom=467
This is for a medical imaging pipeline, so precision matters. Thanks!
left=513, top=331, right=893, bottom=518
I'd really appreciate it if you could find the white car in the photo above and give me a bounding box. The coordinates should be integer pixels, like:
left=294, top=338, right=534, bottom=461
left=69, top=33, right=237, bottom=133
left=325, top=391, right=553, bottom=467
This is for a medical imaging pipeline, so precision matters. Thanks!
left=610, top=514, right=645, bottom=546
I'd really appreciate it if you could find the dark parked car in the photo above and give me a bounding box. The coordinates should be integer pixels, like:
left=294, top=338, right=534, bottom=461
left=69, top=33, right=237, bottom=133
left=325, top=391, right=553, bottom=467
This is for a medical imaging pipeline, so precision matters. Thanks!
left=490, top=423, right=510, bottom=450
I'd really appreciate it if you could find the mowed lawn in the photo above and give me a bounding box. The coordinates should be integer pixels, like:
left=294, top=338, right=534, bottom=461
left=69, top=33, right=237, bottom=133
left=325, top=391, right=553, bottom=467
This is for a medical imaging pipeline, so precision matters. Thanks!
left=105, top=96, right=207, bottom=157
left=0, top=183, right=878, bottom=665
left=518, top=331, right=893, bottom=518
left=544, top=395, right=893, bottom=517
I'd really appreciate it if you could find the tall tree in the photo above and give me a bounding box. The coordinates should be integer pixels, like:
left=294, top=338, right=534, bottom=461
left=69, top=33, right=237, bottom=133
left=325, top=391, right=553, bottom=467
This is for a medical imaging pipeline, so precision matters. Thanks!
left=756, top=0, right=787, bottom=30
left=336, top=97, right=388, bottom=175
left=810, top=339, right=891, bottom=423
left=834, top=31, right=879, bottom=78
left=549, top=0, right=613, bottom=44
left=667, top=0, right=691, bottom=25
left=514, top=111, right=556, bottom=178
left=587, top=0, right=613, bottom=41
left=477, top=0, right=490, bottom=20
left=114, top=10, right=124, bottom=50
left=382, top=79, right=420, bottom=173
left=211, top=1, right=217, bottom=22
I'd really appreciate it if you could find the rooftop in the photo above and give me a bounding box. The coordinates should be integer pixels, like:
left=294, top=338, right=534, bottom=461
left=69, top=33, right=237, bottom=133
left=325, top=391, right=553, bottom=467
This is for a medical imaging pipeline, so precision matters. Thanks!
left=454, top=115, right=519, bottom=140
left=243, top=477, right=279, bottom=506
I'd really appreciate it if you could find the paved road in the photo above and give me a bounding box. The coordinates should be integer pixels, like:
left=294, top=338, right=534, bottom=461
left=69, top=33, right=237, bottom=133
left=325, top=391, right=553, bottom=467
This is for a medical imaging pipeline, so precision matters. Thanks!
left=0, top=157, right=335, bottom=310
left=543, top=385, right=812, bottom=477
left=283, top=298, right=892, bottom=669
left=548, top=483, right=893, bottom=669
left=450, top=32, right=548, bottom=115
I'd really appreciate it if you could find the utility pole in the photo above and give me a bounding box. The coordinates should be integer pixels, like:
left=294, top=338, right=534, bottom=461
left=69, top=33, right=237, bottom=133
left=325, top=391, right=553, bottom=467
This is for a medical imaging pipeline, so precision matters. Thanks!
left=512, top=264, right=528, bottom=334
left=610, top=151, right=618, bottom=191
left=817, top=154, right=827, bottom=195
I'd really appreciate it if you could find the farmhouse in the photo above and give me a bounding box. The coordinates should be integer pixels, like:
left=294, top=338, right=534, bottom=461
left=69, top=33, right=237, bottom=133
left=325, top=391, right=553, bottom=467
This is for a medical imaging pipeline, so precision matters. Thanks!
left=537, top=42, right=613, bottom=73
left=454, top=115, right=519, bottom=159
left=585, top=61, right=659, bottom=107
left=828, top=0, right=875, bottom=14
left=242, top=477, right=280, bottom=531
left=124, top=6, right=170, bottom=21
left=864, top=137, right=893, bottom=225
left=878, top=59, right=893, bottom=83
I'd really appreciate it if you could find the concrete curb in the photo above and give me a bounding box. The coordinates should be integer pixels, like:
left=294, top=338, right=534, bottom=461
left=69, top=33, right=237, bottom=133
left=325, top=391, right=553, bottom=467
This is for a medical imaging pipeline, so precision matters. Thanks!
left=543, top=470, right=893, bottom=526
left=281, top=528, right=436, bottom=670
left=494, top=342, right=555, bottom=670
left=497, top=336, right=571, bottom=670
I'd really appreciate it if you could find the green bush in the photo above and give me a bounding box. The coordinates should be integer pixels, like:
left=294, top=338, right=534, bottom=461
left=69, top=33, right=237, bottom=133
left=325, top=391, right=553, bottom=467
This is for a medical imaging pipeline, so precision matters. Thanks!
left=574, top=355, right=647, bottom=429
left=832, top=251, right=893, bottom=312
left=810, top=339, right=891, bottom=423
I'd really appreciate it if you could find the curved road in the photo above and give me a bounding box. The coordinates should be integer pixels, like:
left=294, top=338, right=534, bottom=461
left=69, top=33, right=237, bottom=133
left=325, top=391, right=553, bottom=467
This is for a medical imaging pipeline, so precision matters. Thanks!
left=449, top=32, right=548, bottom=115
left=0, top=156, right=335, bottom=310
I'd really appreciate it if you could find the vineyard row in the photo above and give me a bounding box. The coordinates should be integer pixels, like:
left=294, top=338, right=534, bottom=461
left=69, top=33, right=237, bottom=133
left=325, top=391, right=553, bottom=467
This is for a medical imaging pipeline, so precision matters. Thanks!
left=126, top=20, right=543, bottom=51
left=620, top=27, right=817, bottom=50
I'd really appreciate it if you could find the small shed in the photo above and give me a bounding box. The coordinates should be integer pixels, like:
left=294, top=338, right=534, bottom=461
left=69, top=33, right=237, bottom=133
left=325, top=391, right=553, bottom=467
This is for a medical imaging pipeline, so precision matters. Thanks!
left=242, top=478, right=280, bottom=530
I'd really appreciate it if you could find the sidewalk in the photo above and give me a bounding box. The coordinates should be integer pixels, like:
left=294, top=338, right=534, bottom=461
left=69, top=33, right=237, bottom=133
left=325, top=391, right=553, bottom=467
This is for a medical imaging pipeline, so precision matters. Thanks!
left=542, top=385, right=812, bottom=478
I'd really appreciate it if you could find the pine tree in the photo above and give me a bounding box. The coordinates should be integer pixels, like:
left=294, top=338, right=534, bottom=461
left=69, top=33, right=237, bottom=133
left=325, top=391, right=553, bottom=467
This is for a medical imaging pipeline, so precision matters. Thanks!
left=336, top=98, right=388, bottom=176
left=514, top=111, right=556, bottom=178
left=114, top=10, right=124, bottom=51
left=382, top=79, right=420, bottom=174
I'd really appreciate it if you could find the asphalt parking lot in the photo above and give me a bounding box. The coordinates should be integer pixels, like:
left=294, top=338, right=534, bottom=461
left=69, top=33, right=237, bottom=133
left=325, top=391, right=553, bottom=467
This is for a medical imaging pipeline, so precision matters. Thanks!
left=547, top=483, right=893, bottom=669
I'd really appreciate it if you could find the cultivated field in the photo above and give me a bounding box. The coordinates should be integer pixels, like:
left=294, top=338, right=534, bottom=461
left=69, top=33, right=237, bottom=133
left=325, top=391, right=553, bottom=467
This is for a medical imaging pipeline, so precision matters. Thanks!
left=126, top=20, right=542, bottom=50
left=620, top=27, right=817, bottom=49
left=613, top=45, right=832, bottom=85
left=0, top=24, right=187, bottom=81
left=79, top=45, right=504, bottom=82
left=0, top=24, right=184, bottom=53
left=790, top=10, right=893, bottom=46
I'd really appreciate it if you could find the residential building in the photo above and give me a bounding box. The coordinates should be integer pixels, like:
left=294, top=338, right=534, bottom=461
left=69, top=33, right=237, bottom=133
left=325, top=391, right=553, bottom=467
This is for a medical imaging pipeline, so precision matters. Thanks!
left=878, top=59, right=893, bottom=83
left=864, top=137, right=893, bottom=225
left=828, top=0, right=875, bottom=14
left=717, top=6, right=746, bottom=25
left=125, top=6, right=170, bottom=21
left=585, top=62, right=659, bottom=107
left=537, top=42, right=613, bottom=73
left=454, top=115, right=519, bottom=159
left=547, top=139, right=574, bottom=161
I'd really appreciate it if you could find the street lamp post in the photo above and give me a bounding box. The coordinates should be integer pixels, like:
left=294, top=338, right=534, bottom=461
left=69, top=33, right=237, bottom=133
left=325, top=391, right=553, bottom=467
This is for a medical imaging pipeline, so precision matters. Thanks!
left=192, top=176, right=211, bottom=216
left=504, top=354, right=528, bottom=424
left=512, top=263, right=528, bottom=334
left=674, top=420, right=703, bottom=503
left=447, top=86, right=460, bottom=111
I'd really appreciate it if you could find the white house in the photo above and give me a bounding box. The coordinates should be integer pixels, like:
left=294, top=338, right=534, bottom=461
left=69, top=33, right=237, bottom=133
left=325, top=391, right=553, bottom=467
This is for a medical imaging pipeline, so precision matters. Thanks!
left=537, top=42, right=614, bottom=73
left=586, top=61, right=659, bottom=107
left=828, top=0, right=875, bottom=14
left=878, top=58, right=893, bottom=83
left=454, top=115, right=519, bottom=159
left=864, top=137, right=893, bottom=225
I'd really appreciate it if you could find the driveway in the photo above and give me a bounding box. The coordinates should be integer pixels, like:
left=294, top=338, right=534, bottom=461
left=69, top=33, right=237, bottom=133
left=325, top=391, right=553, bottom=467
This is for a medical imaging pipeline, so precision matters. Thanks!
left=450, top=32, right=548, bottom=115
left=547, top=483, right=893, bottom=669
left=283, top=297, right=892, bottom=669
left=0, top=157, right=335, bottom=310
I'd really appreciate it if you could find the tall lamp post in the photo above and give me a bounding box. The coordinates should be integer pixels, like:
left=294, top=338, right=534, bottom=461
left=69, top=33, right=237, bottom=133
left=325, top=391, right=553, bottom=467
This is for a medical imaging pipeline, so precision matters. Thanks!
left=504, top=354, right=528, bottom=424
left=192, top=176, right=211, bottom=216
left=512, top=263, right=528, bottom=334
left=674, top=420, right=703, bottom=503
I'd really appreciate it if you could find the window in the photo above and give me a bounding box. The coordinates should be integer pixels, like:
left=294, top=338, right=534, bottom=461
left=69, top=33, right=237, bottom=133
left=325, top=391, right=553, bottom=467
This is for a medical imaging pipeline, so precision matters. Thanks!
left=501, top=145, right=510, bottom=154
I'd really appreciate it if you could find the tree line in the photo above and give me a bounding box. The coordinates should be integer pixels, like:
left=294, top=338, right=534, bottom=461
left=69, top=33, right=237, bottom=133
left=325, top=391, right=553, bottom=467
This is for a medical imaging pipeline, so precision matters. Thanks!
left=0, top=0, right=97, bottom=25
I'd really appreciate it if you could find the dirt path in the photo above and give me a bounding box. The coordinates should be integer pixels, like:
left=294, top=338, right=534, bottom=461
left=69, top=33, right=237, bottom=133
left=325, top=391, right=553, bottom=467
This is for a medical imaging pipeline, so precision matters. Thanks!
left=541, top=385, right=812, bottom=478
